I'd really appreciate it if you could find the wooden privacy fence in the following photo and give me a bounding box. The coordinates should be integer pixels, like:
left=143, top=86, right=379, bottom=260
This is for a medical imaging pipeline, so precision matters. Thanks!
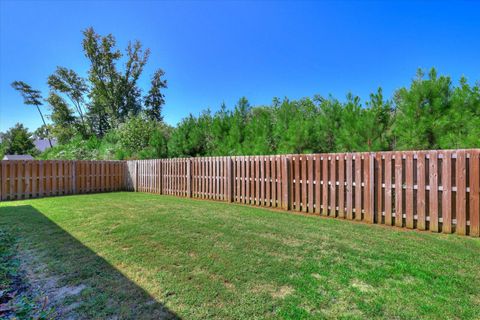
left=127, top=149, right=480, bottom=237
left=0, top=160, right=125, bottom=201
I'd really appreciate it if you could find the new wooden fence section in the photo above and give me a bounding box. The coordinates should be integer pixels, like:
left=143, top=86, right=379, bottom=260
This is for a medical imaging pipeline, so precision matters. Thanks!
left=0, top=160, right=125, bottom=201
left=127, top=149, right=480, bottom=237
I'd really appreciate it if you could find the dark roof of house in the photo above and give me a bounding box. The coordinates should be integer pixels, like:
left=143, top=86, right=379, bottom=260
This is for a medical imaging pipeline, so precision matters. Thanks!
left=2, top=154, right=35, bottom=160
left=34, top=138, right=57, bottom=152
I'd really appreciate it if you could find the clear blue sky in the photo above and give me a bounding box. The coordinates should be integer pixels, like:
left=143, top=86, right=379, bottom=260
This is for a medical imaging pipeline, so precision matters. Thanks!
left=1, top=1, right=479, bottom=132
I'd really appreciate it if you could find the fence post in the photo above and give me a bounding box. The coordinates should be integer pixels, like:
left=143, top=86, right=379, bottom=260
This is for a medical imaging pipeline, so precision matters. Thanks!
left=227, top=157, right=234, bottom=202
left=187, top=158, right=192, bottom=197
left=72, top=160, right=77, bottom=194
left=365, top=153, right=375, bottom=224
left=282, top=156, right=291, bottom=210
left=134, top=161, right=138, bottom=192
left=158, top=160, right=163, bottom=195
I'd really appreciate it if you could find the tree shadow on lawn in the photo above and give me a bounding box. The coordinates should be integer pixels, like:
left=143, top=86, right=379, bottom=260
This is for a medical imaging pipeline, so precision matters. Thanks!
left=0, top=205, right=181, bottom=320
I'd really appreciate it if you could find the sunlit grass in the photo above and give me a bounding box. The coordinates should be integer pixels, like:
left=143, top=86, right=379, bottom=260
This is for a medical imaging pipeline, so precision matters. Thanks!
left=1, top=192, right=479, bottom=319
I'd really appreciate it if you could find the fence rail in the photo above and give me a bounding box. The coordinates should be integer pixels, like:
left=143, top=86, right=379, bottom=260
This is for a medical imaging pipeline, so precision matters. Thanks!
left=126, top=149, right=480, bottom=237
left=0, top=160, right=125, bottom=201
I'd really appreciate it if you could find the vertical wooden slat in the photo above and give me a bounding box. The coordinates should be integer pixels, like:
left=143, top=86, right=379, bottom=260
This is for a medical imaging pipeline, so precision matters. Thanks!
left=159, top=159, right=163, bottom=195
left=338, top=154, right=345, bottom=218
left=322, top=155, right=329, bottom=216
left=255, top=157, right=260, bottom=205
left=291, top=156, right=297, bottom=210
left=355, top=154, right=362, bottom=221
left=346, top=154, right=353, bottom=219
left=101, top=161, right=105, bottom=192
left=262, top=156, right=270, bottom=207
left=78, top=161, right=83, bottom=193
left=261, top=156, right=266, bottom=206
left=442, top=151, right=452, bottom=233
left=277, top=156, right=282, bottom=207
left=24, top=161, right=31, bottom=199
left=282, top=156, right=290, bottom=210
left=1, top=161, right=7, bottom=200
left=85, top=161, right=90, bottom=193
left=375, top=153, right=383, bottom=224
left=384, top=153, right=392, bottom=225
left=17, top=161, right=23, bottom=199
left=405, top=152, right=414, bottom=228
left=38, top=161, right=44, bottom=197
left=271, top=157, right=276, bottom=207
left=202, top=158, right=206, bottom=198
left=364, top=153, right=375, bottom=224
left=227, top=158, right=233, bottom=202
left=235, top=158, right=240, bottom=202
left=417, top=152, right=426, bottom=230
left=216, top=158, right=220, bottom=200
left=395, top=152, right=403, bottom=227
left=203, top=158, right=209, bottom=202
left=469, top=150, right=480, bottom=237
left=187, top=159, right=192, bottom=198
left=221, top=158, right=225, bottom=200
left=315, top=155, right=321, bottom=214
left=301, top=156, right=307, bottom=212
left=73, top=161, right=77, bottom=193
left=65, top=161, right=71, bottom=194
left=248, top=157, right=253, bottom=204
left=9, top=161, right=15, bottom=199
left=429, top=151, right=439, bottom=232
left=59, top=161, right=65, bottom=195
left=330, top=155, right=337, bottom=217
left=191, top=159, right=195, bottom=197
left=209, top=157, right=216, bottom=199
left=308, top=155, right=314, bottom=213
left=456, top=150, right=467, bottom=235
left=241, top=157, right=246, bottom=203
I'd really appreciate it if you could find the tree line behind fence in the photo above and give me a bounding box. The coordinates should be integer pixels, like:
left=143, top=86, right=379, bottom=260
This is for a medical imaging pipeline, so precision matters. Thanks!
left=1, top=149, right=479, bottom=237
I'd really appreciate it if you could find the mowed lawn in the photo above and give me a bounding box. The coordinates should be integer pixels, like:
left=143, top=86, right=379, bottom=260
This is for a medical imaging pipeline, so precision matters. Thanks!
left=0, top=193, right=479, bottom=319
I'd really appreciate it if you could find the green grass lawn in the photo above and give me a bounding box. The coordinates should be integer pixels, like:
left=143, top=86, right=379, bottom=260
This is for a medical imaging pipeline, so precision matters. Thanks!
left=0, top=192, right=479, bottom=319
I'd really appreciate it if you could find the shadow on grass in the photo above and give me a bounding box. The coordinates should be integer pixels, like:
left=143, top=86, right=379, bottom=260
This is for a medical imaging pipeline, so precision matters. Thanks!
left=0, top=205, right=180, bottom=319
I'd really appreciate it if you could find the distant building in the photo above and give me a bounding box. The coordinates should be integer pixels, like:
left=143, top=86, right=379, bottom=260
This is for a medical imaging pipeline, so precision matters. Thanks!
left=34, top=138, right=57, bottom=152
left=2, top=154, right=35, bottom=160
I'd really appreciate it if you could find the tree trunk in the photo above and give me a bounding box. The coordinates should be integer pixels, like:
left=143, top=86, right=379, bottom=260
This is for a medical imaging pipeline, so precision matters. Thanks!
left=36, top=104, right=53, bottom=148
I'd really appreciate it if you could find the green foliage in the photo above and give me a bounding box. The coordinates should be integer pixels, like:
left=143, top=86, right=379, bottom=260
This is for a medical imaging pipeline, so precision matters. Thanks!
left=11, top=81, right=53, bottom=148
left=243, top=107, right=275, bottom=155
left=40, top=135, right=101, bottom=160
left=116, top=115, right=171, bottom=159
left=164, top=68, right=479, bottom=157
left=391, top=68, right=480, bottom=150
left=168, top=112, right=212, bottom=157
left=13, top=27, right=167, bottom=145
left=17, top=65, right=480, bottom=160
left=145, top=69, right=167, bottom=122
left=47, top=66, right=89, bottom=136
left=9, top=27, right=478, bottom=160
left=46, top=93, right=77, bottom=144
left=33, top=124, right=54, bottom=140
left=82, top=27, right=153, bottom=134
left=0, top=123, right=37, bottom=156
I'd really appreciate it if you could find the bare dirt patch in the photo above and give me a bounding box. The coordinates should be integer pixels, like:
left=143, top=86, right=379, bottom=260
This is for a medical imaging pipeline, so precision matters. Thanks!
left=251, top=283, right=294, bottom=299
left=18, top=250, right=87, bottom=319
